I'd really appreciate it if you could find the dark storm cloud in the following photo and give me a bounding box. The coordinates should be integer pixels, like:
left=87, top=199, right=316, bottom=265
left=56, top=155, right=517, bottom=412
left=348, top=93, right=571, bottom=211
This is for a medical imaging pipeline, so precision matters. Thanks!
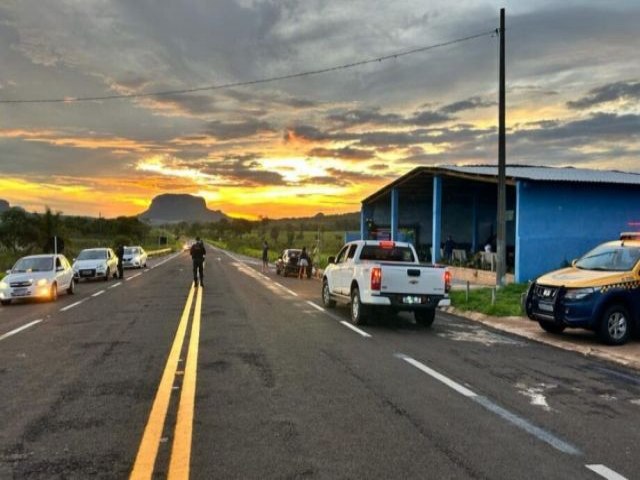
left=308, top=146, right=375, bottom=160
left=326, top=108, right=404, bottom=127
left=205, top=119, right=274, bottom=140
left=512, top=113, right=640, bottom=143
left=567, top=80, right=640, bottom=109
left=179, top=156, right=287, bottom=187
left=441, top=96, right=495, bottom=114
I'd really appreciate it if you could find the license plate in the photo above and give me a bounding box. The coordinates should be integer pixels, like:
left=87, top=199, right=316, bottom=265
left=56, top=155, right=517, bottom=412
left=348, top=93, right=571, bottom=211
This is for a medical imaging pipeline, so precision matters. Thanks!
left=12, top=288, right=29, bottom=296
left=538, top=302, right=554, bottom=312
left=80, top=270, right=93, bottom=277
left=403, top=295, right=422, bottom=304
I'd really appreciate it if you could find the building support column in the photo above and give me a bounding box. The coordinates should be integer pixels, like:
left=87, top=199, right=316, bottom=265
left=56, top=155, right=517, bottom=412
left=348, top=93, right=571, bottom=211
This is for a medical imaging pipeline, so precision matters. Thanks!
left=471, top=192, right=479, bottom=253
left=515, top=181, right=522, bottom=282
left=432, top=176, right=442, bottom=264
left=391, top=188, right=399, bottom=241
left=360, top=203, right=372, bottom=240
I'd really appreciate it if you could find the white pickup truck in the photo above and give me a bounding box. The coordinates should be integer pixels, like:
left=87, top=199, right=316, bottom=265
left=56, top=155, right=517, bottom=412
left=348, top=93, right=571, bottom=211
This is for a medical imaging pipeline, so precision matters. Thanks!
left=321, top=240, right=451, bottom=326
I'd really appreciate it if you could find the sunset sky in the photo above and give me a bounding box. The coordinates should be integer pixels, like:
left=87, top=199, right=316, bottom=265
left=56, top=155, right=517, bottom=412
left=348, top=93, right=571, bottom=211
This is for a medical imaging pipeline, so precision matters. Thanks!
left=0, top=0, right=638, bottom=219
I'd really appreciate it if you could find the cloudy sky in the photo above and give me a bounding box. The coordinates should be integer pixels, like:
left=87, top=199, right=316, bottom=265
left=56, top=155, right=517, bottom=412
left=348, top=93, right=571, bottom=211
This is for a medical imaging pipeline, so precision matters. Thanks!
left=0, top=0, right=638, bottom=218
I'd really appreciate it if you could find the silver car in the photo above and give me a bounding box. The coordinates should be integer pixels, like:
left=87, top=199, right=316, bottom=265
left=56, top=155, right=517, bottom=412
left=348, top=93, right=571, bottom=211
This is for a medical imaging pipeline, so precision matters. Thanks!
left=123, top=246, right=148, bottom=269
left=73, top=248, right=119, bottom=281
left=0, top=254, right=75, bottom=305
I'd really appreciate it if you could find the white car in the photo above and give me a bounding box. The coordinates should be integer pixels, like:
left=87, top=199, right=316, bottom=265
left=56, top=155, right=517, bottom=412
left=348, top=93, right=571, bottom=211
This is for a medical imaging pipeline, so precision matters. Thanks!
left=123, top=246, right=148, bottom=269
left=0, top=254, right=75, bottom=305
left=73, top=248, right=119, bottom=281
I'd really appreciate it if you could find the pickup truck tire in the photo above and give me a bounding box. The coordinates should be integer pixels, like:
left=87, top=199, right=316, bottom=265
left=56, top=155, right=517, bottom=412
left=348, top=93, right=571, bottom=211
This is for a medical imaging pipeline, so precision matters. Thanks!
left=598, top=304, right=631, bottom=345
left=67, top=279, right=75, bottom=295
left=538, top=320, right=566, bottom=334
left=322, top=279, right=336, bottom=308
left=350, top=287, right=368, bottom=325
left=1, top=300, right=11, bottom=306
left=414, top=309, right=436, bottom=327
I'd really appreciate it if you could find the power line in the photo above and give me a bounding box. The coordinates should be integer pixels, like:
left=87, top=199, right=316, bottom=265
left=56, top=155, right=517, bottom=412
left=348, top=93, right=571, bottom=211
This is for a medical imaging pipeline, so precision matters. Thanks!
left=0, top=30, right=495, bottom=105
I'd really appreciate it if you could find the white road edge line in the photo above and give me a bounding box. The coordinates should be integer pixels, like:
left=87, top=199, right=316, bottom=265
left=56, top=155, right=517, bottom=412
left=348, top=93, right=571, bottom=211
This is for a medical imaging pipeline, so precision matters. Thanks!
left=586, top=465, right=628, bottom=480
left=60, top=300, right=85, bottom=312
left=92, top=290, right=106, bottom=297
left=0, top=319, right=43, bottom=342
left=109, top=282, right=122, bottom=289
left=396, top=353, right=477, bottom=397
left=272, top=281, right=298, bottom=297
left=339, top=321, right=372, bottom=338
left=127, top=273, right=143, bottom=281
left=306, top=301, right=325, bottom=312
left=395, top=353, right=581, bottom=456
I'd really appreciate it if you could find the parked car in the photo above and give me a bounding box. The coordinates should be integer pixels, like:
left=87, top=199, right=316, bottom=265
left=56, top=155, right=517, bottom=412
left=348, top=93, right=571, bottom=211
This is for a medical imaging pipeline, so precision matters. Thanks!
left=123, top=246, right=148, bottom=269
left=0, top=254, right=75, bottom=305
left=73, top=248, right=119, bottom=281
left=525, top=235, right=640, bottom=345
left=275, top=249, right=312, bottom=278
left=322, top=240, right=450, bottom=326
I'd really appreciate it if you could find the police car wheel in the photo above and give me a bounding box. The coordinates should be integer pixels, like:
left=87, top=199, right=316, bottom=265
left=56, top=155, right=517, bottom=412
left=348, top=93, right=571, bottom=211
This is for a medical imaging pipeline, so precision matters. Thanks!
left=538, top=320, right=566, bottom=334
left=598, top=304, right=631, bottom=345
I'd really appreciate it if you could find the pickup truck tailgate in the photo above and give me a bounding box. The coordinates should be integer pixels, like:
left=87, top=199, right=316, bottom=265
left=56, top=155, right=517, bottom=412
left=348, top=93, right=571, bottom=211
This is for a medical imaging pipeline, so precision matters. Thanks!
left=380, top=264, right=446, bottom=295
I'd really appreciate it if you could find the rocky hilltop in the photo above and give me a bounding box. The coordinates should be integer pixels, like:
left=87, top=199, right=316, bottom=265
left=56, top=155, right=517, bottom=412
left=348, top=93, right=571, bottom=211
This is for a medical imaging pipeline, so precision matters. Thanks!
left=139, top=194, right=227, bottom=224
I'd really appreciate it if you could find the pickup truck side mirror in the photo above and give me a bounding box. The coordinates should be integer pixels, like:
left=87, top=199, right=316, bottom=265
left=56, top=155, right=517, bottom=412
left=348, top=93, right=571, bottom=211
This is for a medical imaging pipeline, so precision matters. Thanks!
left=571, top=259, right=577, bottom=267
left=327, top=256, right=335, bottom=264
left=5, top=270, right=10, bottom=275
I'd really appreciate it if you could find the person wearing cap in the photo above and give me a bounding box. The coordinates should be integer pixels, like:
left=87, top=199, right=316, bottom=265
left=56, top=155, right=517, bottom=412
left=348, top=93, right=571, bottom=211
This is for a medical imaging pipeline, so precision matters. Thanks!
left=190, top=237, right=206, bottom=287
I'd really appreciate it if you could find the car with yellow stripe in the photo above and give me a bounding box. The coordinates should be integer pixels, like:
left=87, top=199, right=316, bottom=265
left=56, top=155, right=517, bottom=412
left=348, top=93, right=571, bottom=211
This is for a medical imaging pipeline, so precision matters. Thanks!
left=524, top=234, right=640, bottom=345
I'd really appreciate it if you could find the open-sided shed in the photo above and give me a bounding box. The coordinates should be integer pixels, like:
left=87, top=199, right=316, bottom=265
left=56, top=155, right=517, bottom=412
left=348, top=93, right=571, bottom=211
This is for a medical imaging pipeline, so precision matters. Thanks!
left=360, top=165, right=640, bottom=283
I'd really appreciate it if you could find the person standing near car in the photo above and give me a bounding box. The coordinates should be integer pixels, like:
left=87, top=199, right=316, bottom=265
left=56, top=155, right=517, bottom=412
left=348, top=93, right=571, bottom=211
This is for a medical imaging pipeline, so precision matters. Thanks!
left=116, top=243, right=125, bottom=280
left=190, top=237, right=206, bottom=287
left=262, top=240, right=269, bottom=273
left=298, top=246, right=309, bottom=279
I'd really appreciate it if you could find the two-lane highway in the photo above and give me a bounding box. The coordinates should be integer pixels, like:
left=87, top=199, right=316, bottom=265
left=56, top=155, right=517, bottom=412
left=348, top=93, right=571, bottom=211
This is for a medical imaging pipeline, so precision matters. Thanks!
left=1, top=247, right=637, bottom=479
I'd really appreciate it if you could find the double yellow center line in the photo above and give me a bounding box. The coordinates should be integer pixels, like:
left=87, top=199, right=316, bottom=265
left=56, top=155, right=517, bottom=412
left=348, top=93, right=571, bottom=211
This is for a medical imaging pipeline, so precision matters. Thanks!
left=130, top=283, right=203, bottom=479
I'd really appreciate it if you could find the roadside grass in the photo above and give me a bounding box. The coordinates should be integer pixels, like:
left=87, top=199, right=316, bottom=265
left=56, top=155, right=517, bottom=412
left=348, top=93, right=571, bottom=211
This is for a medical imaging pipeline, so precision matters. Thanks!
left=450, top=283, right=529, bottom=317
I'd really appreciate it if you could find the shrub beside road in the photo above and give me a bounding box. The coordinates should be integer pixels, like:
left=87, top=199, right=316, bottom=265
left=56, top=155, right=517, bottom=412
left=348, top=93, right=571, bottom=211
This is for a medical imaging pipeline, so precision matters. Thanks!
left=449, top=283, right=529, bottom=317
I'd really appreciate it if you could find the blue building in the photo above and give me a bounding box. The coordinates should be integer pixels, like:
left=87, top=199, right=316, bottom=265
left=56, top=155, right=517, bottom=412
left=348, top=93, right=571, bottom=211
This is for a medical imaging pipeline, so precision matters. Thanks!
left=360, top=165, right=640, bottom=283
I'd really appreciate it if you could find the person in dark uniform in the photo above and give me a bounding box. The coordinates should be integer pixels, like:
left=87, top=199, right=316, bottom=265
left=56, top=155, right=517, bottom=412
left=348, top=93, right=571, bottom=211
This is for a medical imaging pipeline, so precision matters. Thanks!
left=262, top=240, right=269, bottom=273
left=190, top=237, right=206, bottom=287
left=116, top=243, right=125, bottom=279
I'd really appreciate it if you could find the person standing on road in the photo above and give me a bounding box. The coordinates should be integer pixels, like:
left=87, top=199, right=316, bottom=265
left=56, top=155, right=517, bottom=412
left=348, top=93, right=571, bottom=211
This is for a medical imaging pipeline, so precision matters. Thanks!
left=298, top=246, right=309, bottom=279
left=190, top=237, right=206, bottom=287
left=262, top=240, right=269, bottom=273
left=444, top=235, right=455, bottom=262
left=116, top=243, right=125, bottom=280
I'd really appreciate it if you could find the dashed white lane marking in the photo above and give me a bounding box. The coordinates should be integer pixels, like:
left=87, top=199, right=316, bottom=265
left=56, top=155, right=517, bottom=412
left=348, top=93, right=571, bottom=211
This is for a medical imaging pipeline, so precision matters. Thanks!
left=306, top=301, right=325, bottom=312
left=127, top=272, right=143, bottom=281
left=0, top=319, right=42, bottom=342
left=109, top=282, right=122, bottom=289
left=395, top=353, right=581, bottom=456
left=60, top=300, right=86, bottom=312
left=586, top=465, right=628, bottom=480
left=339, top=321, right=372, bottom=338
left=92, top=290, right=106, bottom=298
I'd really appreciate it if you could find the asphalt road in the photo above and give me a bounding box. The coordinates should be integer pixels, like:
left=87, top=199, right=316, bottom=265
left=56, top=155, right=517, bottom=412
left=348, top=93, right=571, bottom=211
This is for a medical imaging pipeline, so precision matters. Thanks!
left=1, top=247, right=638, bottom=479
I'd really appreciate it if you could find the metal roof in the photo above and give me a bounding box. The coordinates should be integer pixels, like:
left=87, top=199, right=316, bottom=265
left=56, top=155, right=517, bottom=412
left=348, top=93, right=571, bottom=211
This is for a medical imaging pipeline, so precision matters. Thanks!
left=441, top=165, right=640, bottom=185
left=363, top=165, right=640, bottom=204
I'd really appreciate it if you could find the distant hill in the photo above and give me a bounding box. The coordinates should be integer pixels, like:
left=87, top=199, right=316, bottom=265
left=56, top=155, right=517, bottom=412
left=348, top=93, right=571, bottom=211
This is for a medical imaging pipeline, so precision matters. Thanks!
left=139, top=194, right=228, bottom=225
left=0, top=200, right=9, bottom=213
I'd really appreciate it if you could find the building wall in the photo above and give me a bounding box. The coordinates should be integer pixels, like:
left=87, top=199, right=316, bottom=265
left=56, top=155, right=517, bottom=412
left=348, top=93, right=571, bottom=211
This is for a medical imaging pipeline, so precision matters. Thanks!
left=516, top=181, right=640, bottom=282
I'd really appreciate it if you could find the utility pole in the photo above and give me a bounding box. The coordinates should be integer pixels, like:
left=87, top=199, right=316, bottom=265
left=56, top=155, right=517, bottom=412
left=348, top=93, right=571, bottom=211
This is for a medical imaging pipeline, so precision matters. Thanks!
left=496, top=7, right=507, bottom=287
left=496, top=8, right=507, bottom=287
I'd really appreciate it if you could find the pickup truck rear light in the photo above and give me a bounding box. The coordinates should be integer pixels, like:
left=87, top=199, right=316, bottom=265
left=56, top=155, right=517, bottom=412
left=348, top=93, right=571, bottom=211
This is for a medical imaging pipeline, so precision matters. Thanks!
left=371, top=267, right=382, bottom=291
left=444, top=270, right=451, bottom=293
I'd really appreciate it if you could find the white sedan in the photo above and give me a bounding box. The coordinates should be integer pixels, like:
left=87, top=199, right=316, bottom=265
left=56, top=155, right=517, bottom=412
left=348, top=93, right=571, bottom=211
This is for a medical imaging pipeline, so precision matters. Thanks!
left=73, top=247, right=119, bottom=281
left=123, top=246, right=148, bottom=269
left=0, top=254, right=75, bottom=305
